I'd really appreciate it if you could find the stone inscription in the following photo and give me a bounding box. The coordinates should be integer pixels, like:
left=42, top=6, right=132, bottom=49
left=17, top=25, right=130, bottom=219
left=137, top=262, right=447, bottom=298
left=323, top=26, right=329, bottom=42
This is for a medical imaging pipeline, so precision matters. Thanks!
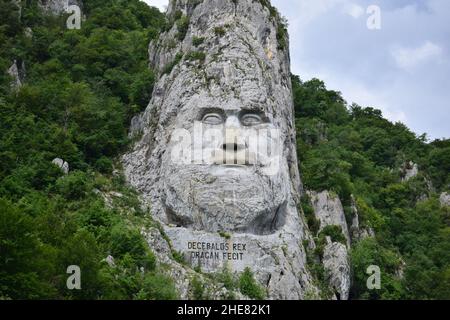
left=187, top=241, right=247, bottom=261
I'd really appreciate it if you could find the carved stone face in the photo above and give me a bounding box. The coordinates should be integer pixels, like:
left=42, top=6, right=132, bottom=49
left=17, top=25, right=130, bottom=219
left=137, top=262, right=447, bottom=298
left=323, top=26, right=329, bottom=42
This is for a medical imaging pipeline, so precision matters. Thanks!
left=125, top=0, right=298, bottom=236
left=160, top=89, right=292, bottom=235
left=124, top=0, right=314, bottom=299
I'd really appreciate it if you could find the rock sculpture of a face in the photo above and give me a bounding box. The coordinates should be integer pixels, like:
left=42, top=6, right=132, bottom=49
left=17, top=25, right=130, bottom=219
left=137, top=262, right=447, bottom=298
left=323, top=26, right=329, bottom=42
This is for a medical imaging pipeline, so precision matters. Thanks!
left=124, top=0, right=313, bottom=299
left=125, top=0, right=300, bottom=233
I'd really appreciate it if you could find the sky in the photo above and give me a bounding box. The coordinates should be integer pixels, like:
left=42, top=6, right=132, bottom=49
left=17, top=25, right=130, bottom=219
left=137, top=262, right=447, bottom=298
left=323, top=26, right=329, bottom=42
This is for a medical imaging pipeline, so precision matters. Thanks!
left=143, top=0, right=450, bottom=140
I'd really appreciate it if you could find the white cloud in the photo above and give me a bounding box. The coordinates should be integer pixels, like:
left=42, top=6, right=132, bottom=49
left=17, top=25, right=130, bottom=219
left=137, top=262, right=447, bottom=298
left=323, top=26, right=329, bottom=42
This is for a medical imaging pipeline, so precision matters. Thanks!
left=391, top=41, right=443, bottom=71
left=135, top=0, right=450, bottom=139
left=346, top=3, right=365, bottom=19
left=142, top=0, right=168, bottom=12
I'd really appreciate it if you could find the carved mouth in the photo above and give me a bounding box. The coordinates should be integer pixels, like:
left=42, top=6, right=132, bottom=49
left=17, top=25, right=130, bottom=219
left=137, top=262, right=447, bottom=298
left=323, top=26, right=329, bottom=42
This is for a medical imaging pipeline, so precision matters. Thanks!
left=163, top=199, right=287, bottom=236
left=211, top=149, right=257, bottom=166
left=217, top=164, right=248, bottom=168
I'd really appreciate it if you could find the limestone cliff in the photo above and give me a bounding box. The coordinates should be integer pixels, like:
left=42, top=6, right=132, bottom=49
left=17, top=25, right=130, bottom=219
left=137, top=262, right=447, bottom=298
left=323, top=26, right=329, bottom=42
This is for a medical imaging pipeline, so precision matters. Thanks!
left=38, top=0, right=82, bottom=14
left=124, top=0, right=320, bottom=299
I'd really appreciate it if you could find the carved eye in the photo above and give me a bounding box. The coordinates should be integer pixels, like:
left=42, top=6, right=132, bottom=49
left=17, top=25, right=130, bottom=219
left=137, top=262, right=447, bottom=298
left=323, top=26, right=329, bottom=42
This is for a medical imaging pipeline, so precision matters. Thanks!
left=202, top=113, right=223, bottom=125
left=241, top=113, right=263, bottom=126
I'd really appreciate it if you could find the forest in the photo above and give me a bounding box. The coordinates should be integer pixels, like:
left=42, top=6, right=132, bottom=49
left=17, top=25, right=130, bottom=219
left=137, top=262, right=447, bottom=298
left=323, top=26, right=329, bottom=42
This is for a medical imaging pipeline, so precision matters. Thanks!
left=0, top=0, right=448, bottom=299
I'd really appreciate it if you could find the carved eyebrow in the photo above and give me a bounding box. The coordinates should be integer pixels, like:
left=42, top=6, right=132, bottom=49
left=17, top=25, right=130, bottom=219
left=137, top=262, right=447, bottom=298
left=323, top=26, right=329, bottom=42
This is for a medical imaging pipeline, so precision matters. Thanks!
left=239, top=109, right=270, bottom=122
left=197, top=108, right=226, bottom=121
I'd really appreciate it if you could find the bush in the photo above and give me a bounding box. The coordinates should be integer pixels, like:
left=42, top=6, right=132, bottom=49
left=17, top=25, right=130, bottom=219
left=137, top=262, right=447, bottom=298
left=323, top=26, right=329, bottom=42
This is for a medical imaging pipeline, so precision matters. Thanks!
left=185, top=51, right=206, bottom=62
left=214, top=27, right=226, bottom=37
left=95, top=157, right=113, bottom=174
left=55, top=171, right=90, bottom=200
left=350, top=238, right=404, bottom=299
left=139, top=273, right=178, bottom=300
left=319, top=225, right=347, bottom=245
left=110, top=225, right=144, bottom=257
left=238, top=268, right=265, bottom=300
left=192, top=36, right=205, bottom=47
left=191, top=275, right=204, bottom=300
left=176, top=15, right=190, bottom=41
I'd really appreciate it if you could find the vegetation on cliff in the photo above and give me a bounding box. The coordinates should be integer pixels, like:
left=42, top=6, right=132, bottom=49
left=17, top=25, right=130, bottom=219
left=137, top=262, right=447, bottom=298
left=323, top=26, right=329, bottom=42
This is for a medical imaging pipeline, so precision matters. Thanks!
left=293, top=75, right=449, bottom=299
left=0, top=0, right=448, bottom=300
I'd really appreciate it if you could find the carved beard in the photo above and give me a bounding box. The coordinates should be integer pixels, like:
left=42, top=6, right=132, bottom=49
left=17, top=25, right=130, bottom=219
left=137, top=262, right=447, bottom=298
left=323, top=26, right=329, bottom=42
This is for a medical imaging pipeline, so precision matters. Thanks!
left=161, top=160, right=291, bottom=235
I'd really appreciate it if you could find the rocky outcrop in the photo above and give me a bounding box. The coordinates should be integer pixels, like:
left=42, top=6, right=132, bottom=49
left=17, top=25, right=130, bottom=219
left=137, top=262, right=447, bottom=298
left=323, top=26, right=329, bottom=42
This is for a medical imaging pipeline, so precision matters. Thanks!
left=307, top=191, right=351, bottom=300
left=123, top=0, right=319, bottom=299
left=38, top=0, right=82, bottom=14
left=322, top=238, right=350, bottom=300
left=401, top=161, right=419, bottom=182
left=52, top=158, right=69, bottom=174
left=349, top=195, right=375, bottom=242
left=308, top=191, right=351, bottom=247
left=440, top=192, right=450, bottom=207
left=7, top=60, right=25, bottom=90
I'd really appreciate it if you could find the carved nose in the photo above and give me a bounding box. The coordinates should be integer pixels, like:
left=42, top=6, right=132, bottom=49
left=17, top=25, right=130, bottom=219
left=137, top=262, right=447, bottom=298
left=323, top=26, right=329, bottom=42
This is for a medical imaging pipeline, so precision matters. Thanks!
left=223, top=128, right=245, bottom=153
left=222, top=142, right=244, bottom=152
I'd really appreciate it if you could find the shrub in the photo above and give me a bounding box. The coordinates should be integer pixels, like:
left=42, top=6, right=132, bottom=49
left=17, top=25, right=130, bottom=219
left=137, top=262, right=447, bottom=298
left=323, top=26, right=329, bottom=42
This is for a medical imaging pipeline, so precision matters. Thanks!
left=176, top=15, right=190, bottom=40
left=95, top=157, right=113, bottom=174
left=185, top=51, right=206, bottom=62
left=139, top=273, right=178, bottom=300
left=238, top=268, right=265, bottom=300
left=55, top=171, right=90, bottom=200
left=214, top=27, right=226, bottom=37
left=191, top=275, right=204, bottom=300
left=192, top=36, right=205, bottom=47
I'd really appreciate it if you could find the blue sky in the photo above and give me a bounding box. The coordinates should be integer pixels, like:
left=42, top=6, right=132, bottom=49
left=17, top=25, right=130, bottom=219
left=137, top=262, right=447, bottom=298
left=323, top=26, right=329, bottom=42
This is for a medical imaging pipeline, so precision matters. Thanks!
left=143, top=0, right=450, bottom=140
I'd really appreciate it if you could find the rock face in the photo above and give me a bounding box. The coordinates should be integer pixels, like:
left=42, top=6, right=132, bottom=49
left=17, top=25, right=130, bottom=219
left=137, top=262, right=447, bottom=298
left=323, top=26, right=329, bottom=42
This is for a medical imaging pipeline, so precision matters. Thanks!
left=52, top=158, right=69, bottom=174
left=349, top=195, right=375, bottom=242
left=123, top=0, right=318, bottom=299
left=38, top=0, right=82, bottom=14
left=308, top=191, right=351, bottom=247
left=322, top=238, right=350, bottom=300
left=7, top=60, right=25, bottom=90
left=440, top=192, right=450, bottom=207
left=401, top=161, right=419, bottom=182
left=307, top=191, right=351, bottom=300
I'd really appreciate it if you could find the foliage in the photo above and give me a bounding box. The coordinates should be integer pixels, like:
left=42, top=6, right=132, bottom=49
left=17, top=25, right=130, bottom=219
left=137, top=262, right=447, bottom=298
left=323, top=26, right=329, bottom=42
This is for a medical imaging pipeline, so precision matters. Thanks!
left=0, top=0, right=177, bottom=300
left=185, top=51, right=206, bottom=62
left=238, top=268, right=265, bottom=300
left=214, top=26, right=226, bottom=37
left=192, top=36, right=205, bottom=47
left=0, top=0, right=448, bottom=301
left=176, top=15, right=190, bottom=41
left=293, top=75, right=449, bottom=299
left=191, top=275, right=205, bottom=300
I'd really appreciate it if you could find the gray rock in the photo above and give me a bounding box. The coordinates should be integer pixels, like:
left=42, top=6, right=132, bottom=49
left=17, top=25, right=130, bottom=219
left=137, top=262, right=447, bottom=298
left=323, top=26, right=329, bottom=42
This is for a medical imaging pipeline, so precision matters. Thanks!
left=308, top=190, right=351, bottom=247
left=401, top=161, right=419, bottom=182
left=52, top=158, right=69, bottom=174
left=7, top=60, right=25, bottom=90
left=322, top=240, right=350, bottom=300
left=142, top=227, right=248, bottom=300
left=24, top=27, right=33, bottom=38
left=307, top=191, right=351, bottom=299
left=38, top=0, right=82, bottom=14
left=123, top=0, right=319, bottom=299
left=349, top=195, right=375, bottom=242
left=440, top=192, right=450, bottom=207
left=105, top=255, right=116, bottom=268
